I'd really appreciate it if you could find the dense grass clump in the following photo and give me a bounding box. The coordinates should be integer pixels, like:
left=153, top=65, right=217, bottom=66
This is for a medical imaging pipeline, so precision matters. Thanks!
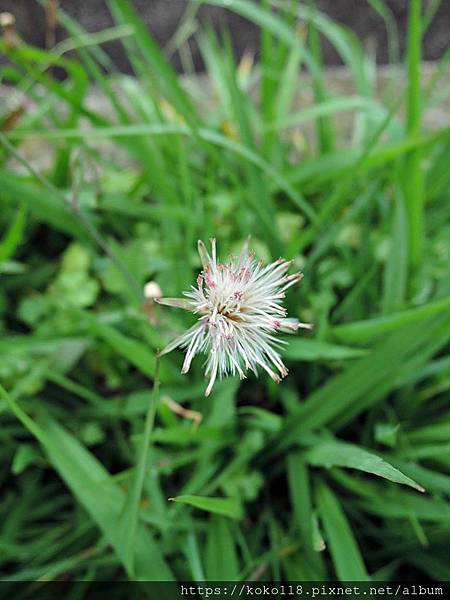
left=1, top=0, right=449, bottom=585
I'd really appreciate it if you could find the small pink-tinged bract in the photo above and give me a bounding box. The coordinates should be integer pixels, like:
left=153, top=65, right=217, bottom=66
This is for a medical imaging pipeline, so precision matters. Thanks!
left=156, top=239, right=311, bottom=396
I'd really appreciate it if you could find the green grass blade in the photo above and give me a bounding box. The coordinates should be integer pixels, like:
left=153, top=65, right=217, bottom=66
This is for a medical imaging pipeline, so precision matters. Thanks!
left=287, top=451, right=325, bottom=577
left=0, top=205, right=26, bottom=263
left=402, top=0, right=424, bottom=268
left=284, top=339, right=368, bottom=361
left=382, top=186, right=408, bottom=312
left=357, top=491, right=450, bottom=524
left=117, top=359, right=161, bottom=576
left=332, top=295, right=450, bottom=343
left=307, top=1, right=335, bottom=153
left=306, top=440, right=425, bottom=492
left=169, top=495, right=243, bottom=520
left=204, top=516, right=240, bottom=580
left=316, top=482, right=369, bottom=581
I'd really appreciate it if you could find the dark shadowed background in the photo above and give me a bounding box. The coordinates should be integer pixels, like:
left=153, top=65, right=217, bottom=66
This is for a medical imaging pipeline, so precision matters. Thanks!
left=2, top=0, right=449, bottom=71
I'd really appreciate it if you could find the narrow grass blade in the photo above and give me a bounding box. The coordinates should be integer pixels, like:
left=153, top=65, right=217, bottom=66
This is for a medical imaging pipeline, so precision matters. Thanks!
left=316, top=482, right=369, bottom=581
left=332, top=295, right=450, bottom=343
left=284, top=339, right=368, bottom=361
left=382, top=186, right=408, bottom=312
left=287, top=452, right=325, bottom=577
left=408, top=421, right=450, bottom=444
left=169, top=495, right=243, bottom=520
left=267, top=96, right=379, bottom=131
left=357, top=491, right=450, bottom=524
left=0, top=205, right=26, bottom=263
left=204, top=516, right=240, bottom=580
left=402, top=0, right=424, bottom=268
left=117, top=358, right=161, bottom=576
left=307, top=1, right=335, bottom=153
left=184, top=532, right=206, bottom=581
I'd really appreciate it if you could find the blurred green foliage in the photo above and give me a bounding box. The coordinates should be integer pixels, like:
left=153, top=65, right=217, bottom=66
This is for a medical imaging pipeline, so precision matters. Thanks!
left=0, top=0, right=449, bottom=586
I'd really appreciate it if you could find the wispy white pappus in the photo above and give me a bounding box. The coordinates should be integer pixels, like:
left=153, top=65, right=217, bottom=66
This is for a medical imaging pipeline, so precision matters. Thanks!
left=156, top=239, right=312, bottom=396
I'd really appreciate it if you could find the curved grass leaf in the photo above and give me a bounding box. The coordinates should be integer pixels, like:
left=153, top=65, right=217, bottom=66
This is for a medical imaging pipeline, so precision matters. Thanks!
left=332, top=295, right=450, bottom=343
left=306, top=440, right=425, bottom=492
left=169, top=494, right=243, bottom=520
left=267, top=96, right=382, bottom=132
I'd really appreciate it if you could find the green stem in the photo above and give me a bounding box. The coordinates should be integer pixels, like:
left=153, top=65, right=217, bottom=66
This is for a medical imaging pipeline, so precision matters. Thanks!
left=404, top=0, right=423, bottom=269
left=117, top=355, right=161, bottom=576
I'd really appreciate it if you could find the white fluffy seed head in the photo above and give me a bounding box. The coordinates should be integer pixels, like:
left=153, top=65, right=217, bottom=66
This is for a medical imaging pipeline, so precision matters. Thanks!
left=157, top=238, right=311, bottom=396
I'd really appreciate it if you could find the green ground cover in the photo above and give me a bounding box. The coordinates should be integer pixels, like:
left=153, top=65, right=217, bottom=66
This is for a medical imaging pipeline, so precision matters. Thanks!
left=0, top=0, right=449, bottom=585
